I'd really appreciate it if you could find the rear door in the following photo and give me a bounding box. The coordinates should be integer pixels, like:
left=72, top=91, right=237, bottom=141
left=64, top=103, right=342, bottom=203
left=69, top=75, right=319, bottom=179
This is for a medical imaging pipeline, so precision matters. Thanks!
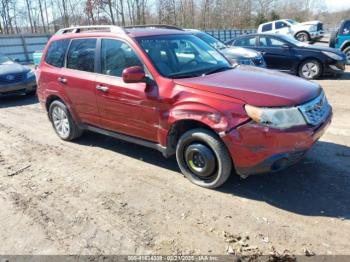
left=261, top=23, right=274, bottom=34
left=256, top=36, right=296, bottom=71
left=38, top=39, right=70, bottom=103
left=94, top=38, right=159, bottom=142
left=60, top=38, right=100, bottom=126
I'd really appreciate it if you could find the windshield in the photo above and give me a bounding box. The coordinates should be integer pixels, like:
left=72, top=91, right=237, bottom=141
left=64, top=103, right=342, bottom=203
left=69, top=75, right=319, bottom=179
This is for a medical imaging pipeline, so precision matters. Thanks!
left=287, top=19, right=299, bottom=25
left=0, top=54, right=12, bottom=64
left=195, top=32, right=227, bottom=50
left=137, top=34, right=232, bottom=78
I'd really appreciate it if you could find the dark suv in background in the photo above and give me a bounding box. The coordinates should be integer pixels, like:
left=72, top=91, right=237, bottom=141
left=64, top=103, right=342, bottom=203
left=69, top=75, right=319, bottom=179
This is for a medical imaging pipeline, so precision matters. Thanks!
left=37, top=25, right=332, bottom=188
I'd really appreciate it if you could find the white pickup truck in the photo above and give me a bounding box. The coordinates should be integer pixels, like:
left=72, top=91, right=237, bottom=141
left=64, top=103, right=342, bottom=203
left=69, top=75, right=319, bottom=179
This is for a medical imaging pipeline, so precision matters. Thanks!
left=257, top=19, right=324, bottom=42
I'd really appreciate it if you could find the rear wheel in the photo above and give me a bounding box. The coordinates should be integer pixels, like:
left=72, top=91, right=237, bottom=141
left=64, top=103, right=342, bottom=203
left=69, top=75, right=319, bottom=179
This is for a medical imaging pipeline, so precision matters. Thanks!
left=49, top=100, right=82, bottom=141
left=329, top=30, right=338, bottom=48
left=344, top=47, right=350, bottom=65
left=176, top=128, right=232, bottom=189
left=295, top=32, right=309, bottom=42
left=298, top=59, right=321, bottom=79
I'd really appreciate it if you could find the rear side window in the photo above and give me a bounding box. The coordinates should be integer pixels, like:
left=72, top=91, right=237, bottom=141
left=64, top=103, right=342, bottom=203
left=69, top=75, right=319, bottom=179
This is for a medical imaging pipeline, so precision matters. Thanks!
left=67, top=38, right=96, bottom=72
left=45, top=40, right=69, bottom=68
left=235, top=36, right=256, bottom=47
left=262, top=23, right=272, bottom=32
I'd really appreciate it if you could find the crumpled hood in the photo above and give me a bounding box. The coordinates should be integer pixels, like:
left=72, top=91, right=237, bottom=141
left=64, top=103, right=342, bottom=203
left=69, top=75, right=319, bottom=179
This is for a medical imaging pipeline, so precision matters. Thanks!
left=220, top=47, right=261, bottom=59
left=174, top=66, right=321, bottom=107
left=0, top=62, right=29, bottom=76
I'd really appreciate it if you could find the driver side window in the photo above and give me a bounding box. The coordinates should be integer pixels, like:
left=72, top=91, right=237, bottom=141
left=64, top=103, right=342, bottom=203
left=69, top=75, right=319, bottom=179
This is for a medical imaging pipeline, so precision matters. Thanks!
left=260, top=37, right=286, bottom=47
left=101, top=39, right=142, bottom=77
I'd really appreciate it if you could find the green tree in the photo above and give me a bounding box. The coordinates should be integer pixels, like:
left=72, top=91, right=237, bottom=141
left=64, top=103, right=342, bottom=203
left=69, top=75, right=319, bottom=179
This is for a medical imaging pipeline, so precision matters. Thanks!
left=270, top=10, right=280, bottom=20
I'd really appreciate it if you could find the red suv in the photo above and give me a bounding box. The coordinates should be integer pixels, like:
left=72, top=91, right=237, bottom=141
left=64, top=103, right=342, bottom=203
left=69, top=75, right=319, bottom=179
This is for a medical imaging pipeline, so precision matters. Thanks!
left=37, top=25, right=332, bottom=188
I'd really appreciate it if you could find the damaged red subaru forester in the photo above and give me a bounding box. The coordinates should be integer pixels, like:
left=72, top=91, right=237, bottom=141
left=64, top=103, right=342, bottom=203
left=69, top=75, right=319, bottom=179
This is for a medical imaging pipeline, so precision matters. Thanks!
left=36, top=25, right=332, bottom=188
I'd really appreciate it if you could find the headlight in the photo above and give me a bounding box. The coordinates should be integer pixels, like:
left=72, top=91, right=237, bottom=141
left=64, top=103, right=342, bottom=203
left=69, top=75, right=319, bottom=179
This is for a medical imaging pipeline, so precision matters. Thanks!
left=245, top=105, right=306, bottom=129
left=26, top=70, right=35, bottom=79
left=238, top=59, right=254, bottom=65
left=322, top=51, right=343, bottom=60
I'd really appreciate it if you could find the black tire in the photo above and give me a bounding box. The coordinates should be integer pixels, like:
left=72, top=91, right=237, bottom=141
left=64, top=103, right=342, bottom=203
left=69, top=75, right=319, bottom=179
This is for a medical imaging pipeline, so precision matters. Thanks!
left=298, top=59, right=322, bottom=79
left=344, top=47, right=350, bottom=65
left=329, top=30, right=338, bottom=48
left=295, top=32, right=310, bottom=42
left=176, top=128, right=232, bottom=189
left=48, top=100, right=82, bottom=141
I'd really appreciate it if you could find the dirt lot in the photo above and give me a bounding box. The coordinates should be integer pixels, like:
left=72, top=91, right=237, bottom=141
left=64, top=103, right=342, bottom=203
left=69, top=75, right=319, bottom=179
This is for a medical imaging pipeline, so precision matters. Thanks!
left=0, top=68, right=349, bottom=256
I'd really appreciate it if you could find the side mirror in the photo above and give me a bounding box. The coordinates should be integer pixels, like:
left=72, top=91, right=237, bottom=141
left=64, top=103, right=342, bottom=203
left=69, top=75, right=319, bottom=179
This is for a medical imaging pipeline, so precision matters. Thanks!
left=122, top=66, right=145, bottom=83
left=14, top=58, right=20, bottom=62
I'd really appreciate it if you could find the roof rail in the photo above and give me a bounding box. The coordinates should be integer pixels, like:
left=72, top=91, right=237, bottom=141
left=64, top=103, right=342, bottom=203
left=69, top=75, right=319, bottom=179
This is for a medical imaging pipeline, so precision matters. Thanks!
left=124, top=24, right=184, bottom=31
left=55, top=25, right=125, bottom=35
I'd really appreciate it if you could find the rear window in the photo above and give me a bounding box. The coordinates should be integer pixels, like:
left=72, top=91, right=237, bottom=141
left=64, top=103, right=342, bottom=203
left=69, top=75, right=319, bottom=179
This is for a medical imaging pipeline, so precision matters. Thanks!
left=262, top=23, right=272, bottom=32
left=45, top=39, right=70, bottom=68
left=67, top=38, right=97, bottom=72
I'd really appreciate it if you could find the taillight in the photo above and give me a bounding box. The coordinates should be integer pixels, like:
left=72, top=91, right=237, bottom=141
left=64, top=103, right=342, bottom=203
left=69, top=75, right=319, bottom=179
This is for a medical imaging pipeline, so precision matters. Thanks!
left=335, top=38, right=339, bottom=44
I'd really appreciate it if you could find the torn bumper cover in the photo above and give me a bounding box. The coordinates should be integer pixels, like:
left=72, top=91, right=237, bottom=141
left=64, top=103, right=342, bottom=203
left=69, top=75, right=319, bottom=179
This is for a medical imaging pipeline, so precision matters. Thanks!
left=222, top=112, right=332, bottom=177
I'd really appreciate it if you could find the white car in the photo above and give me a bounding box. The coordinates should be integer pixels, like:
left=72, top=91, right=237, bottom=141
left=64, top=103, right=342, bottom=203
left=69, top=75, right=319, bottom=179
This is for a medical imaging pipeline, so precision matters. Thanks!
left=257, top=19, right=324, bottom=42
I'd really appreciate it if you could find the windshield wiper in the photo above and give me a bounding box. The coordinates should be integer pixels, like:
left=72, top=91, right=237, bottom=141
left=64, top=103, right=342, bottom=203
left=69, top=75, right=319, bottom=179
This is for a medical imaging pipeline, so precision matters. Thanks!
left=169, top=72, right=203, bottom=79
left=204, top=66, right=233, bottom=75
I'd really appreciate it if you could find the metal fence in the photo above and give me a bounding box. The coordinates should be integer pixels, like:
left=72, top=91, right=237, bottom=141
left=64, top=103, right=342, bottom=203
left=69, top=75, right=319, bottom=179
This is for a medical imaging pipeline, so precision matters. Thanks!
left=0, top=34, right=51, bottom=63
left=3, top=28, right=333, bottom=63
left=0, top=29, right=256, bottom=63
left=205, top=29, right=257, bottom=42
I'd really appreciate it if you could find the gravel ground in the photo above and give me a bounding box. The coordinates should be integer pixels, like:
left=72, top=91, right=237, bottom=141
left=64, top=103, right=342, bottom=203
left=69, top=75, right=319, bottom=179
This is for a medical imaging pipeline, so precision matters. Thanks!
left=0, top=67, right=349, bottom=256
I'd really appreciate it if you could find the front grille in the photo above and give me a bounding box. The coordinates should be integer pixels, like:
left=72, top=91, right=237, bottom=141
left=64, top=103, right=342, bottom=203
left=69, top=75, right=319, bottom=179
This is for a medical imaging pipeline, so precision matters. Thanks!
left=317, top=23, right=323, bottom=31
left=298, top=92, right=331, bottom=126
left=0, top=73, right=25, bottom=84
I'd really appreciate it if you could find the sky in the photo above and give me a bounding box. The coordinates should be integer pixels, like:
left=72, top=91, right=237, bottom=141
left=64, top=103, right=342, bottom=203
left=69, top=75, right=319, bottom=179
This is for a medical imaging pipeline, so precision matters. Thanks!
left=326, top=0, right=350, bottom=12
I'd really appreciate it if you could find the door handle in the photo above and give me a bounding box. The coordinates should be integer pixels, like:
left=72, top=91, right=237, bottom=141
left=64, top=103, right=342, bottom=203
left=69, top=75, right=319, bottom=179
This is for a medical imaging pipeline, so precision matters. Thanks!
left=57, top=77, right=67, bottom=84
left=96, top=84, right=109, bottom=92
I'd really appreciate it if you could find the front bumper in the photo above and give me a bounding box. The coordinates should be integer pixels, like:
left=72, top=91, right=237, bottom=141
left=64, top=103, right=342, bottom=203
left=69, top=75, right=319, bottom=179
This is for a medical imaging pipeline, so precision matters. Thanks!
left=324, top=59, right=346, bottom=76
left=309, top=30, right=324, bottom=40
left=0, top=78, right=36, bottom=95
left=222, top=112, right=332, bottom=177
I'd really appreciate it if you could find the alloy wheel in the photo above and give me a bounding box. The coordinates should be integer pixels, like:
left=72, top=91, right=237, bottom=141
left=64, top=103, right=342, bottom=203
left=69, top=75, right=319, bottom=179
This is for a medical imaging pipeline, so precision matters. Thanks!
left=52, top=106, right=70, bottom=138
left=296, top=33, right=309, bottom=42
left=301, top=62, right=319, bottom=79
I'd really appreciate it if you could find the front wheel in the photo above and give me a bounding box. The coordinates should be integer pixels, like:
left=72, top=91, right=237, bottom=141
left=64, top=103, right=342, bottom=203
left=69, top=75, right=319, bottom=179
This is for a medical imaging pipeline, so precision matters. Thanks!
left=298, top=59, right=322, bottom=79
left=176, top=128, right=232, bottom=189
left=295, top=32, right=310, bottom=42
